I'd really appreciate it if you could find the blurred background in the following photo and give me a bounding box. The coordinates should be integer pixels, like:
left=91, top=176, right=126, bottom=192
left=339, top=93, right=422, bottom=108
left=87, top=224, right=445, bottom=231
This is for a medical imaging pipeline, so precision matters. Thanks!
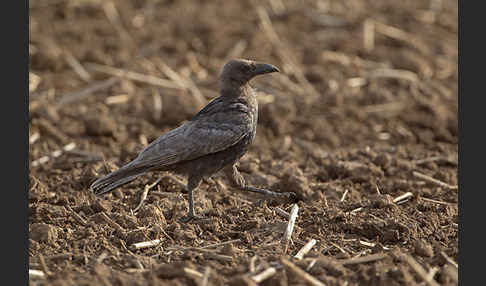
left=29, top=0, right=457, bottom=158
left=29, top=0, right=458, bottom=284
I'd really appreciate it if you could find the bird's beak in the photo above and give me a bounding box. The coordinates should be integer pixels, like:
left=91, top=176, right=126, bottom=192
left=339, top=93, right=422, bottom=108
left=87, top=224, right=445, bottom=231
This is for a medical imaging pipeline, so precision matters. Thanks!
left=253, top=63, right=280, bottom=75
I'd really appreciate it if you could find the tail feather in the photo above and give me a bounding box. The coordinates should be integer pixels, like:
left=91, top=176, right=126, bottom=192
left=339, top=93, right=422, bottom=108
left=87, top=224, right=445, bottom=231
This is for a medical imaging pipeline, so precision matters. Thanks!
left=90, top=162, right=147, bottom=195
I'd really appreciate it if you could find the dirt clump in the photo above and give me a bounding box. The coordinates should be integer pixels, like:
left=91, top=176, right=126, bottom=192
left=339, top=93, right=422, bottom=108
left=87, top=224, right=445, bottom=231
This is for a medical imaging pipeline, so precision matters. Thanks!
left=30, top=223, right=59, bottom=244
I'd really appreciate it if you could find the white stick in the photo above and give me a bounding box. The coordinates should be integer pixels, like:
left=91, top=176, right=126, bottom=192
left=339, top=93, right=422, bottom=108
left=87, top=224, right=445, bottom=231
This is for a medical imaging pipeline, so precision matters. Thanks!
left=105, top=94, right=131, bottom=105
left=282, top=204, right=299, bottom=253
left=306, top=258, right=318, bottom=271
left=340, top=189, right=349, bottom=202
left=294, top=239, right=317, bottom=260
left=359, top=240, right=376, bottom=247
left=393, top=192, right=414, bottom=204
left=184, top=267, right=204, bottom=279
left=251, top=267, right=277, bottom=283
left=29, top=269, right=45, bottom=279
left=130, top=239, right=161, bottom=250
left=29, top=132, right=40, bottom=144
left=349, top=207, right=363, bottom=214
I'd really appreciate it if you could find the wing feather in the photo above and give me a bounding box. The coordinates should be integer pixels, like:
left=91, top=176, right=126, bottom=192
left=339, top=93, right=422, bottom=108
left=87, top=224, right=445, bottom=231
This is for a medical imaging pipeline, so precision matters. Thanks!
left=131, top=99, right=251, bottom=169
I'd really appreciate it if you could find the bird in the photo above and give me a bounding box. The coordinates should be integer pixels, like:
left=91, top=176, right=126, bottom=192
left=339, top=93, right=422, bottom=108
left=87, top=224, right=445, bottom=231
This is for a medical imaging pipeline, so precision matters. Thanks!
left=90, top=59, right=296, bottom=222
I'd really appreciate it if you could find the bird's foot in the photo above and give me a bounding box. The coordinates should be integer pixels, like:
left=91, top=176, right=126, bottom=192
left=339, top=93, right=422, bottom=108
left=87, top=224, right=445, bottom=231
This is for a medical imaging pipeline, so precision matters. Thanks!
left=278, top=191, right=298, bottom=202
left=179, top=213, right=207, bottom=223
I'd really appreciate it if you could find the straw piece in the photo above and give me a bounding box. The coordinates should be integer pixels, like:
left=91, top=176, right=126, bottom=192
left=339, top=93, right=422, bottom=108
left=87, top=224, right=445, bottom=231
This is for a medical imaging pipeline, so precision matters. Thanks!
left=340, top=190, right=349, bottom=202
left=31, top=143, right=76, bottom=167
left=63, top=48, right=91, bottom=82
left=201, top=266, right=211, bottom=286
left=368, top=68, right=419, bottom=83
left=282, top=204, right=299, bottom=253
left=57, top=77, right=120, bottom=108
left=66, top=205, right=87, bottom=226
left=29, top=132, right=40, bottom=145
left=275, top=207, right=290, bottom=219
left=105, top=94, right=131, bottom=105
left=29, top=269, right=45, bottom=279
left=294, top=239, right=317, bottom=260
left=255, top=6, right=321, bottom=102
left=100, top=212, right=125, bottom=232
left=397, top=252, right=440, bottom=286
left=226, top=40, right=248, bottom=60
left=280, top=257, right=326, bottom=286
left=440, top=251, right=458, bottom=268
left=363, top=19, right=375, bottom=52
left=339, top=253, right=387, bottom=265
left=133, top=178, right=162, bottom=212
left=184, top=267, right=204, bottom=280
left=85, top=63, right=183, bottom=90
left=130, top=239, right=162, bottom=251
left=251, top=267, right=277, bottom=283
left=393, top=192, right=414, bottom=204
left=413, top=171, right=458, bottom=190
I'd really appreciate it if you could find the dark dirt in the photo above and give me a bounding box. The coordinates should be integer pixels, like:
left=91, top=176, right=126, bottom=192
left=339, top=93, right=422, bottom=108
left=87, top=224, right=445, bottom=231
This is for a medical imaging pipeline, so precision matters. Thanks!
left=29, top=0, right=458, bottom=285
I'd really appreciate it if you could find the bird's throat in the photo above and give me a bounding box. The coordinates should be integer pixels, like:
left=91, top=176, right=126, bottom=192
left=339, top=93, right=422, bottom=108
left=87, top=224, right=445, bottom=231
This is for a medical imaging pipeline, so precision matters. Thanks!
left=220, top=82, right=254, bottom=98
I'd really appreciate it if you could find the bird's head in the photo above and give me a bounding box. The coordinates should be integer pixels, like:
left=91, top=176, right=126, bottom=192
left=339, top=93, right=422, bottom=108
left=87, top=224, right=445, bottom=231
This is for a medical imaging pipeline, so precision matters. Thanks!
left=219, top=59, right=280, bottom=87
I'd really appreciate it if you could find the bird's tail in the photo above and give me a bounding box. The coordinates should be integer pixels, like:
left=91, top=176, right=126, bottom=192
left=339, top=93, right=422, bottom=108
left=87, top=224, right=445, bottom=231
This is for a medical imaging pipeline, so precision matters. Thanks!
left=90, top=161, right=148, bottom=195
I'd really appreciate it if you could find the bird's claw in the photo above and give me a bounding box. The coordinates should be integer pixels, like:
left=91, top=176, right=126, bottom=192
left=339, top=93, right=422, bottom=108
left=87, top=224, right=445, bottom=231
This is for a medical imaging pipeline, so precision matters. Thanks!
left=279, top=191, right=297, bottom=202
left=179, top=213, right=207, bottom=223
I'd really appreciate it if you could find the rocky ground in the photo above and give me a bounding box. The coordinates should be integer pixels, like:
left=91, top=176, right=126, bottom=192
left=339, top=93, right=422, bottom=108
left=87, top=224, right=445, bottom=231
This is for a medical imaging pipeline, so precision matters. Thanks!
left=29, top=0, right=458, bottom=285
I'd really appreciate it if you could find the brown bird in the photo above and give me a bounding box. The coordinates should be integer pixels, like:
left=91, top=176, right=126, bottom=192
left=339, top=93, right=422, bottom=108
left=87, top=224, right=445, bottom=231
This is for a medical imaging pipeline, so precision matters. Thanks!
left=90, top=59, right=296, bottom=221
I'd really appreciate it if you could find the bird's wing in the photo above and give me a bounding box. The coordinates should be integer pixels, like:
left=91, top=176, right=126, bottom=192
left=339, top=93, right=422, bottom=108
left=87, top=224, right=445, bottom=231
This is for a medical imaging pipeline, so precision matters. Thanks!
left=132, top=101, right=252, bottom=169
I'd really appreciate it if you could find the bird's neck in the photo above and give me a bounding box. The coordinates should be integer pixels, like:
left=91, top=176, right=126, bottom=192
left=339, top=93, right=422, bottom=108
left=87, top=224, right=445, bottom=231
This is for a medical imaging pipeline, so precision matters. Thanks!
left=220, top=82, right=254, bottom=98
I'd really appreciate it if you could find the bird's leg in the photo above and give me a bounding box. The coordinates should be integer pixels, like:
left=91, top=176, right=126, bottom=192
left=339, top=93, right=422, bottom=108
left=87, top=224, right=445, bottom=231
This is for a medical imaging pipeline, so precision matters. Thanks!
left=223, top=164, right=296, bottom=200
left=180, top=176, right=205, bottom=222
